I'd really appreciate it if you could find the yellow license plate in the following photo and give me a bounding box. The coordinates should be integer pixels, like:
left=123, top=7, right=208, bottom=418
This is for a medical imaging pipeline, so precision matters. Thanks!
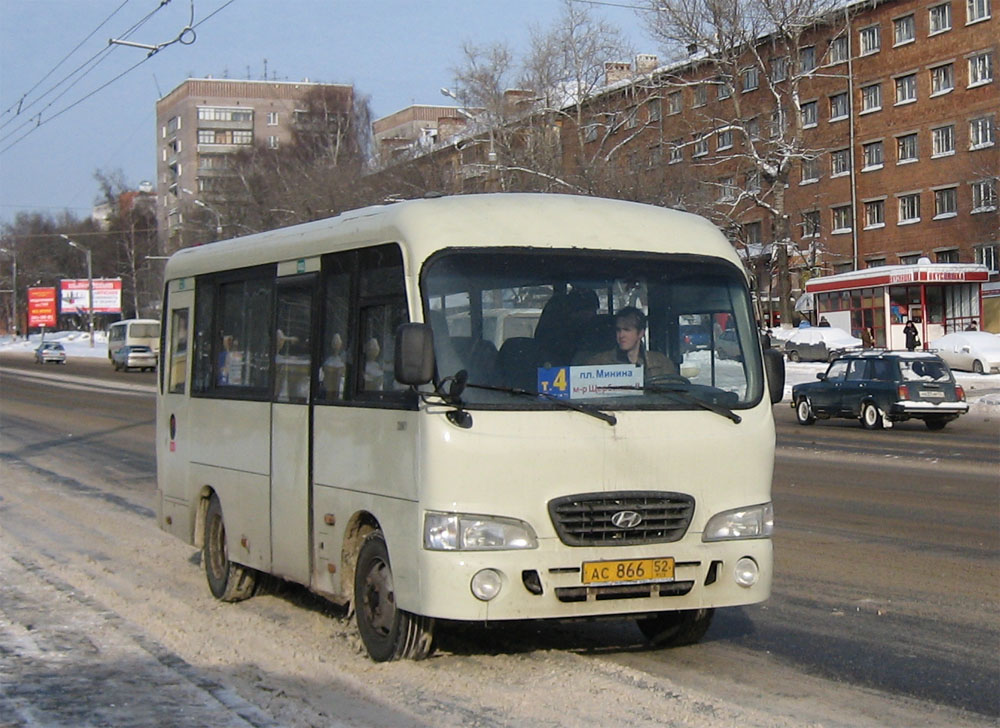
left=581, top=557, right=675, bottom=585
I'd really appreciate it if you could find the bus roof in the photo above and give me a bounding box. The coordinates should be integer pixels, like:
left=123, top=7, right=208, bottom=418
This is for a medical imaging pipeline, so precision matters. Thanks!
left=163, top=194, right=739, bottom=281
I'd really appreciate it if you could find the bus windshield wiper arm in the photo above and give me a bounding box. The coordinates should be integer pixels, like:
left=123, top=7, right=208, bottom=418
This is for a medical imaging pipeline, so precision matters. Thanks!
left=607, top=383, right=742, bottom=424
left=465, top=382, right=617, bottom=426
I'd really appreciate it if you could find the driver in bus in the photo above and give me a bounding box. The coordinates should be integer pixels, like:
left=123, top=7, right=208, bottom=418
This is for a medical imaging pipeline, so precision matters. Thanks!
left=589, top=306, right=676, bottom=379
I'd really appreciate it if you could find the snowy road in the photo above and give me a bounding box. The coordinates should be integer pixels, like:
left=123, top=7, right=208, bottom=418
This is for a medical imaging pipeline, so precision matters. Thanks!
left=1, top=352, right=998, bottom=727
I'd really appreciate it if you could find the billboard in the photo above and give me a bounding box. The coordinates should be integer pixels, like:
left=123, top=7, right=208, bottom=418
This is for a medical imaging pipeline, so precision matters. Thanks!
left=28, top=287, right=58, bottom=327
left=60, top=278, right=122, bottom=315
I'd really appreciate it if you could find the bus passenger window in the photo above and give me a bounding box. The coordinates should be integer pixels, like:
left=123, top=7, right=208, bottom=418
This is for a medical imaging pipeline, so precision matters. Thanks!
left=168, top=309, right=188, bottom=394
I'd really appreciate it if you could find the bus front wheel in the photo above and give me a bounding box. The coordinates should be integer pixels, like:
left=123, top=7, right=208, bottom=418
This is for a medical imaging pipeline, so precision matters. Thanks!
left=354, top=531, right=435, bottom=662
left=203, top=494, right=257, bottom=602
left=636, top=608, right=714, bottom=647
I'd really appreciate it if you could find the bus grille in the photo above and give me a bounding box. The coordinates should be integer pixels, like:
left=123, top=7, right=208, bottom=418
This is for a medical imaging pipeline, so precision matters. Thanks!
left=548, top=491, right=695, bottom=546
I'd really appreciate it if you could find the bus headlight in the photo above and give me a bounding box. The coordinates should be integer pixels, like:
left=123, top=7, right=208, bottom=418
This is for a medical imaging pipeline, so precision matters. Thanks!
left=424, top=513, right=538, bottom=551
left=702, top=503, right=773, bottom=542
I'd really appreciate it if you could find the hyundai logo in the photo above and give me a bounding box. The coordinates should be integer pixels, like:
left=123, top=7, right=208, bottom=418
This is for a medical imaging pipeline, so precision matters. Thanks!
left=610, top=510, right=643, bottom=529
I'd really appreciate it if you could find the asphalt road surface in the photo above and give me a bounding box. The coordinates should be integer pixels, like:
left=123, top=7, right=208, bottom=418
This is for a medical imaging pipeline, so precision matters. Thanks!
left=1, top=352, right=997, bottom=727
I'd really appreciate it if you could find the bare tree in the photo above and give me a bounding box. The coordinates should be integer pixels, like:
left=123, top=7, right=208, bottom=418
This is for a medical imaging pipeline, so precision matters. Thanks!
left=641, top=0, right=847, bottom=323
left=94, top=169, right=159, bottom=317
left=212, top=89, right=375, bottom=234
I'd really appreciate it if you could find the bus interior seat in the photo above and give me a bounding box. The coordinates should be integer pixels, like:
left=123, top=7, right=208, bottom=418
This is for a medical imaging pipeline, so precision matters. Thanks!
left=571, top=314, right=616, bottom=364
left=496, top=337, right=539, bottom=392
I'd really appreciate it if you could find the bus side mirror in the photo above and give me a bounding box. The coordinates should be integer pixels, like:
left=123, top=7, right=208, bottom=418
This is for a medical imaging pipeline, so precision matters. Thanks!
left=764, top=348, right=785, bottom=404
left=395, top=323, right=435, bottom=386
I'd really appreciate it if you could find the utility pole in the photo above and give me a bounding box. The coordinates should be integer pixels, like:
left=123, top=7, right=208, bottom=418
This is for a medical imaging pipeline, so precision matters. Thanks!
left=60, top=235, right=95, bottom=347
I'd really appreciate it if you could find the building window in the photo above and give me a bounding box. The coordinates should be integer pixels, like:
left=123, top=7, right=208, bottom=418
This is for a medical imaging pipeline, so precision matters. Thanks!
left=801, top=100, right=818, bottom=127
left=829, top=35, right=848, bottom=64
left=863, top=140, right=884, bottom=170
left=802, top=210, right=821, bottom=238
left=800, top=46, right=817, bottom=72
left=967, top=0, right=991, bottom=22
left=894, top=73, right=917, bottom=104
left=198, top=107, right=253, bottom=122
left=693, top=135, right=709, bottom=157
left=860, top=84, right=882, bottom=113
left=744, top=116, right=760, bottom=140
left=832, top=205, right=853, bottom=233
left=769, top=108, right=786, bottom=138
left=899, top=253, right=921, bottom=265
left=898, top=193, right=921, bottom=223
left=968, top=51, right=994, bottom=86
left=896, top=133, right=919, bottom=163
left=830, top=92, right=849, bottom=121
left=693, top=84, right=708, bottom=107
left=771, top=56, right=789, bottom=82
left=745, top=221, right=762, bottom=245
left=831, top=148, right=851, bottom=177
left=717, top=77, right=732, bottom=99
left=971, top=179, right=998, bottom=211
left=929, top=2, right=952, bottom=33
left=867, top=258, right=887, bottom=268
left=669, top=139, right=683, bottom=164
left=267, top=111, right=279, bottom=126
left=864, top=199, right=885, bottom=228
left=667, top=91, right=682, bottom=115
left=267, top=135, right=279, bottom=149
left=894, top=14, right=916, bottom=44
left=969, top=116, right=995, bottom=148
left=859, top=25, right=881, bottom=55
left=198, top=129, right=214, bottom=144
left=648, top=99, right=662, bottom=123
left=233, top=130, right=253, bottom=145
left=801, top=157, right=820, bottom=184
left=930, top=64, right=954, bottom=95
left=746, top=168, right=761, bottom=192
left=936, top=248, right=960, bottom=263
left=718, top=177, right=737, bottom=201
left=932, top=125, right=955, bottom=156
left=717, top=128, right=734, bottom=150
left=975, top=244, right=998, bottom=272
left=934, top=187, right=958, bottom=218
left=742, top=66, right=759, bottom=91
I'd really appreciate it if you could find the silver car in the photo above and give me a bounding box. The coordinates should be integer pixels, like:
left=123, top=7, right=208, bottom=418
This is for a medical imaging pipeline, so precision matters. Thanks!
left=112, top=344, right=157, bottom=372
left=34, top=341, right=67, bottom=364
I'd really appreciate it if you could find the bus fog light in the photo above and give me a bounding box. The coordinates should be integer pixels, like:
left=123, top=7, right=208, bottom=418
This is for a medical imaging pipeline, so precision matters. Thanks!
left=471, top=569, right=503, bottom=601
left=734, top=557, right=759, bottom=587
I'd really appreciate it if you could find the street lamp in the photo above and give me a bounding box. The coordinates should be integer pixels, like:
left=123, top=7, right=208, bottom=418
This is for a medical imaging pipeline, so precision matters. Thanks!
left=0, top=245, right=16, bottom=338
left=60, top=234, right=94, bottom=348
left=181, top=188, right=223, bottom=236
left=440, top=87, right=497, bottom=163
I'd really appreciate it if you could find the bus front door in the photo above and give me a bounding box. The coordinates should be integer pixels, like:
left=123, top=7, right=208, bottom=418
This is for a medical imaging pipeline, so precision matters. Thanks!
left=270, top=278, right=316, bottom=584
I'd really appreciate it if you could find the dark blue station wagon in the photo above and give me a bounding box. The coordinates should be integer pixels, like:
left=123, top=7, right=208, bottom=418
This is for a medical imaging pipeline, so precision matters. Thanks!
left=791, top=352, right=968, bottom=431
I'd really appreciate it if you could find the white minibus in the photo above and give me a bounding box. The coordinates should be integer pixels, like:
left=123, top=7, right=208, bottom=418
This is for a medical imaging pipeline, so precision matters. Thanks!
left=108, top=318, right=161, bottom=360
left=156, top=194, right=785, bottom=661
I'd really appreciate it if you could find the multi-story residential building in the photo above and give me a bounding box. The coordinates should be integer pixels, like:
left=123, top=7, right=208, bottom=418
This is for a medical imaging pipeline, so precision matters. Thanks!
left=155, top=78, right=353, bottom=251
left=372, top=105, right=473, bottom=164
left=388, top=0, right=995, bottom=324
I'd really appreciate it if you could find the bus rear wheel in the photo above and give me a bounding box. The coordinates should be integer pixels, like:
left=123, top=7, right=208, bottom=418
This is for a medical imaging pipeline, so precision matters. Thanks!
left=204, top=494, right=257, bottom=602
left=354, top=531, right=435, bottom=662
left=636, top=608, right=714, bottom=647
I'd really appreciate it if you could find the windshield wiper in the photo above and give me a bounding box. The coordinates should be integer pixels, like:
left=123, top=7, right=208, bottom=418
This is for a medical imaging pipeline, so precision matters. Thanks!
left=464, top=381, right=617, bottom=426
left=607, top=382, right=742, bottom=424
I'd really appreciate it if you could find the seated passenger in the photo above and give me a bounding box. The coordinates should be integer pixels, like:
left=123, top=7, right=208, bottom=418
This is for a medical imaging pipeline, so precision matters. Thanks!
left=588, top=307, right=677, bottom=379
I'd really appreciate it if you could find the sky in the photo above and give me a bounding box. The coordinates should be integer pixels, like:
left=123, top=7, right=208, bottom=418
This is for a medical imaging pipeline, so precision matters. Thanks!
left=0, top=0, right=656, bottom=225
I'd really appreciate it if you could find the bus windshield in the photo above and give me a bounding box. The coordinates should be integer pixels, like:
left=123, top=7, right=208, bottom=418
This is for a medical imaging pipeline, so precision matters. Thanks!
left=422, top=248, right=764, bottom=410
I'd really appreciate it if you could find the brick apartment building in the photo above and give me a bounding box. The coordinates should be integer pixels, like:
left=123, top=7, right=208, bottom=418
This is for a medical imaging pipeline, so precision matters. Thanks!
left=383, top=0, right=996, bottom=323
left=155, top=78, right=353, bottom=252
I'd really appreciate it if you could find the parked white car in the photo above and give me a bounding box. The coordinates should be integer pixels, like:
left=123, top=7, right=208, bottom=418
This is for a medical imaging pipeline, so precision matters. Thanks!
left=930, top=331, right=1000, bottom=374
left=784, top=326, right=863, bottom=362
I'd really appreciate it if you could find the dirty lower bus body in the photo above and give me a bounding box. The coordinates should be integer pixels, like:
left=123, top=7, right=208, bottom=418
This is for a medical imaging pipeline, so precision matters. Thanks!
left=155, top=194, right=783, bottom=661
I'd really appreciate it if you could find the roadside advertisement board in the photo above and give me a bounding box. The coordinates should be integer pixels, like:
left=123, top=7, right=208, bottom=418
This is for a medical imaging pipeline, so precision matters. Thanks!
left=27, top=287, right=58, bottom=327
left=59, top=278, right=123, bottom=314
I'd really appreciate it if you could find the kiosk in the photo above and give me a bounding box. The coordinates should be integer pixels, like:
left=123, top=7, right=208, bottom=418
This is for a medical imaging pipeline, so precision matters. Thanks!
left=806, top=261, right=989, bottom=349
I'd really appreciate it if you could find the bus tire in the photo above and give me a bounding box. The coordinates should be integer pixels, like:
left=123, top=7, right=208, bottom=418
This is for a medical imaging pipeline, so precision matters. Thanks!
left=636, top=608, right=714, bottom=647
left=354, top=531, right=435, bottom=662
left=204, top=494, right=257, bottom=602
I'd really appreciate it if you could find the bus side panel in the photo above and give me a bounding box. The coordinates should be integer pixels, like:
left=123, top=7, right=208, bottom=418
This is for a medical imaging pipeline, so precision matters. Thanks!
left=186, top=398, right=273, bottom=572
left=311, top=407, right=420, bottom=602
left=158, top=289, right=194, bottom=543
